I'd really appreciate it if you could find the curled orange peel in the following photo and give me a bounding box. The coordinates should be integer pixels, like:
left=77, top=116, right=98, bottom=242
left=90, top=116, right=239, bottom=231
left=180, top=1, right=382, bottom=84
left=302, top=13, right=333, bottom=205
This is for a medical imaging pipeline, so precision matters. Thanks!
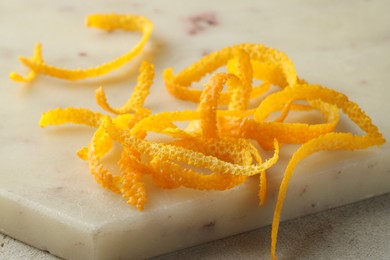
left=117, top=148, right=147, bottom=211
left=82, top=113, right=150, bottom=202
left=96, top=61, right=154, bottom=114
left=9, top=43, right=44, bottom=82
left=103, top=116, right=280, bottom=177
left=86, top=123, right=119, bottom=193
left=163, top=43, right=297, bottom=104
left=10, top=14, right=153, bottom=82
left=267, top=84, right=385, bottom=260
left=226, top=47, right=253, bottom=111
left=28, top=22, right=385, bottom=260
left=149, top=137, right=259, bottom=190
left=39, top=107, right=105, bottom=128
left=198, top=73, right=232, bottom=139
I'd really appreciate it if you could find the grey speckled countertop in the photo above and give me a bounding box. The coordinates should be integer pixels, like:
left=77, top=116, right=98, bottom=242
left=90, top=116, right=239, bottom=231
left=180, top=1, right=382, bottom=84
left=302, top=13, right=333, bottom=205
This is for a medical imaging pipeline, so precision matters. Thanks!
left=1, top=192, right=389, bottom=260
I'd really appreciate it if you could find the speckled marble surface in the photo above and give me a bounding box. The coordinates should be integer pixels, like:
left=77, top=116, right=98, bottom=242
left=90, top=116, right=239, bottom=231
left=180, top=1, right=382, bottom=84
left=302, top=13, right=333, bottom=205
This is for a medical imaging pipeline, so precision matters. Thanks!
left=0, top=0, right=389, bottom=259
left=1, top=193, right=390, bottom=259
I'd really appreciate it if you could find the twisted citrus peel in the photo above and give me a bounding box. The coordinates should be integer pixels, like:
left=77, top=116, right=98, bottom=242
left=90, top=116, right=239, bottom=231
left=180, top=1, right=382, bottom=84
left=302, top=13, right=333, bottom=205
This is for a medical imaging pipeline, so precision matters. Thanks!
left=10, top=14, right=153, bottom=82
left=15, top=14, right=385, bottom=260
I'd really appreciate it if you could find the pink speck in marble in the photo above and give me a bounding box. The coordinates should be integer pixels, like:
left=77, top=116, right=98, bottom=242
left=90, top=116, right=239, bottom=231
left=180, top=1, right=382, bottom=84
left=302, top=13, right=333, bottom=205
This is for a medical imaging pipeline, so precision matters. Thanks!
left=78, top=52, right=88, bottom=57
left=359, top=79, right=367, bottom=85
left=186, top=12, right=218, bottom=35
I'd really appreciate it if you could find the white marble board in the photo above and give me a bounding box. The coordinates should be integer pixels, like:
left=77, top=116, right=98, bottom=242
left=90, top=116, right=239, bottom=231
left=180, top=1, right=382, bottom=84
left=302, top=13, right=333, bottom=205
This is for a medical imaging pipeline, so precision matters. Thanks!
left=0, top=0, right=389, bottom=259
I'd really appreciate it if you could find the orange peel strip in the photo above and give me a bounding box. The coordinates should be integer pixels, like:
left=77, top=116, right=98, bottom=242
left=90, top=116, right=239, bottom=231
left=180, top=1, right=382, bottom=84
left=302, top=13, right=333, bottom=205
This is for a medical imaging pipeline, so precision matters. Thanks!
left=77, top=113, right=143, bottom=159
left=119, top=149, right=147, bottom=211
left=271, top=132, right=384, bottom=260
left=216, top=98, right=339, bottom=150
left=9, top=43, right=43, bottom=82
left=83, top=112, right=150, bottom=196
left=163, top=43, right=297, bottom=104
left=12, top=14, right=153, bottom=81
left=39, top=107, right=105, bottom=128
left=226, top=47, right=253, bottom=111
left=147, top=134, right=270, bottom=191
left=129, top=101, right=326, bottom=150
left=86, top=123, right=120, bottom=193
left=254, top=84, right=384, bottom=140
left=228, top=59, right=292, bottom=88
left=267, top=84, right=385, bottom=260
left=96, top=61, right=154, bottom=114
left=149, top=137, right=255, bottom=190
left=130, top=110, right=200, bottom=139
left=150, top=157, right=247, bottom=190
left=198, top=73, right=230, bottom=139
left=196, top=70, right=270, bottom=202
left=104, top=117, right=279, bottom=177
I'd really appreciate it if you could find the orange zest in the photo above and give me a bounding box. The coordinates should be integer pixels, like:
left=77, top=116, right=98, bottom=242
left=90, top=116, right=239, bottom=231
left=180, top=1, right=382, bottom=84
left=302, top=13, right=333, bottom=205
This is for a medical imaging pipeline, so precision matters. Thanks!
left=10, top=14, right=153, bottom=82
left=12, top=13, right=385, bottom=260
left=264, top=84, right=385, bottom=259
left=163, top=43, right=297, bottom=104
left=9, top=43, right=44, bottom=82
left=96, top=61, right=154, bottom=114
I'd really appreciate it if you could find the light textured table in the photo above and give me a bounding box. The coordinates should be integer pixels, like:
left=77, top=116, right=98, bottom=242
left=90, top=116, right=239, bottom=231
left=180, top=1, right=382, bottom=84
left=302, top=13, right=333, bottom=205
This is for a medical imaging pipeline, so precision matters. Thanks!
left=1, top=192, right=389, bottom=259
left=1, top=0, right=389, bottom=259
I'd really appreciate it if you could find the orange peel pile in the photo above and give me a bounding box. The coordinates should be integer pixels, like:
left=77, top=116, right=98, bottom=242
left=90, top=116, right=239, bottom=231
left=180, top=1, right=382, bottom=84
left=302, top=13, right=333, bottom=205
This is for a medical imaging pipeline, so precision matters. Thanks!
left=13, top=13, right=385, bottom=260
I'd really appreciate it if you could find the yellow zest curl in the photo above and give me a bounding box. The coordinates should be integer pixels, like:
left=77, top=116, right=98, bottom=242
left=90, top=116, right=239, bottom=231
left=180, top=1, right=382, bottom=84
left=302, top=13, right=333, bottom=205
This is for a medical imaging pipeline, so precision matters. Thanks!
left=39, top=107, right=104, bottom=128
left=11, top=14, right=153, bottom=82
left=96, top=61, right=154, bottom=114
left=9, top=43, right=43, bottom=82
left=163, top=43, right=297, bottom=104
left=268, top=84, right=385, bottom=259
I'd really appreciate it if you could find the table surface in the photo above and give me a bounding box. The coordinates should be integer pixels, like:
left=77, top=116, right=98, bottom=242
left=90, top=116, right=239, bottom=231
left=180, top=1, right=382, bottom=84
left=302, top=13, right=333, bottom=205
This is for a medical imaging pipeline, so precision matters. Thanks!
left=1, top=192, right=389, bottom=260
left=1, top=0, right=389, bottom=259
